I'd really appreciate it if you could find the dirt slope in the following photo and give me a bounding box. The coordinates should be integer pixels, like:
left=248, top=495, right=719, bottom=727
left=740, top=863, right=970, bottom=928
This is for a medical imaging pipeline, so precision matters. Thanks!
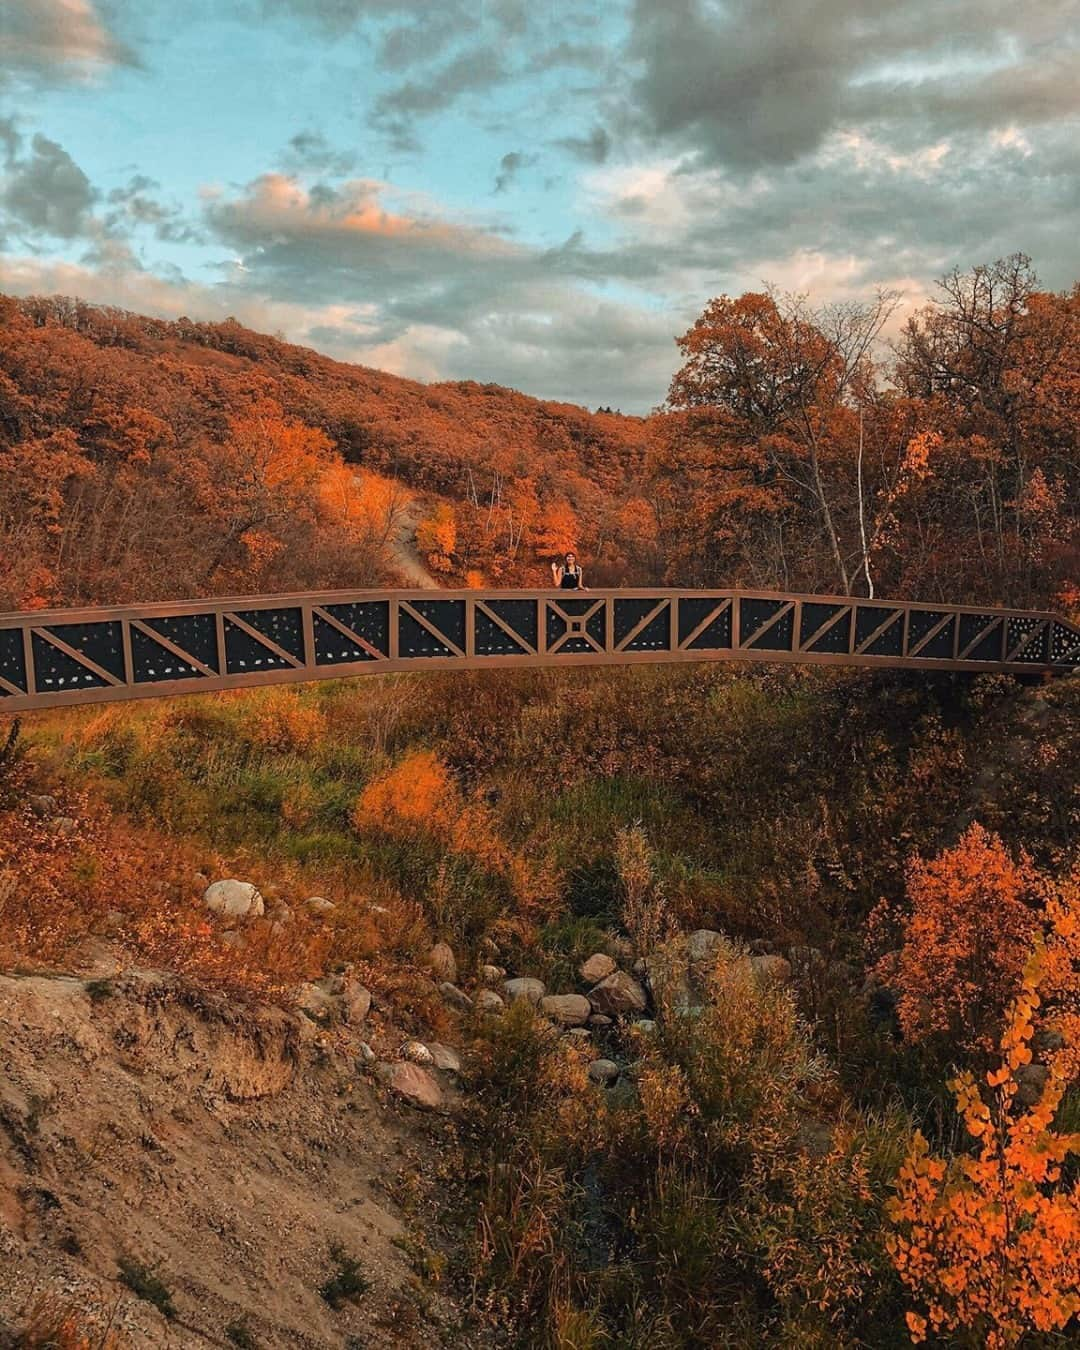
left=0, top=966, right=465, bottom=1348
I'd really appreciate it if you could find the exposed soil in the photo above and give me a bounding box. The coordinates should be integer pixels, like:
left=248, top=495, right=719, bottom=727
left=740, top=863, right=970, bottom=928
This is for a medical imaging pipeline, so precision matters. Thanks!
left=0, top=960, right=468, bottom=1348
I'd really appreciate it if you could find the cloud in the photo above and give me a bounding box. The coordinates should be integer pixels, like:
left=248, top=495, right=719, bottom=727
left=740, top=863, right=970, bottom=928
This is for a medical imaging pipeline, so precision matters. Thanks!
left=1, top=0, right=133, bottom=81
left=373, top=44, right=505, bottom=119
left=494, top=150, right=536, bottom=193
left=278, top=130, right=359, bottom=177
left=627, top=0, right=1080, bottom=170
left=556, top=124, right=611, bottom=164
left=1, top=132, right=97, bottom=237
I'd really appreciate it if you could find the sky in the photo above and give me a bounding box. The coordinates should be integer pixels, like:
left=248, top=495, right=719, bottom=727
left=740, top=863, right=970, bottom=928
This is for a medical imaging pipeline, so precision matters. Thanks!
left=0, top=1, right=1077, bottom=413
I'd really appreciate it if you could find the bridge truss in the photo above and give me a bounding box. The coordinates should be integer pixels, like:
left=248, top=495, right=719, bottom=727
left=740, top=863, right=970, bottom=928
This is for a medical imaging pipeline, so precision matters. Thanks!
left=1, top=588, right=1078, bottom=713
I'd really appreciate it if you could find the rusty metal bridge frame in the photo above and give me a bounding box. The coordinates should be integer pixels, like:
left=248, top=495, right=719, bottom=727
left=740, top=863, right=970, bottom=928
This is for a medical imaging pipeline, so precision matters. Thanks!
left=1, top=588, right=1078, bottom=713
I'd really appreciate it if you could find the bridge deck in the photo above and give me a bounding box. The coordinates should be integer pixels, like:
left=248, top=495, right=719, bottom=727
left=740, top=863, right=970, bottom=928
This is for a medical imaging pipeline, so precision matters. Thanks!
left=1, top=588, right=1077, bottom=713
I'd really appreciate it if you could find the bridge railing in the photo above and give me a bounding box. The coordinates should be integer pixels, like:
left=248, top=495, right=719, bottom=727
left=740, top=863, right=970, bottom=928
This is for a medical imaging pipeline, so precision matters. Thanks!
left=1, top=588, right=1077, bottom=712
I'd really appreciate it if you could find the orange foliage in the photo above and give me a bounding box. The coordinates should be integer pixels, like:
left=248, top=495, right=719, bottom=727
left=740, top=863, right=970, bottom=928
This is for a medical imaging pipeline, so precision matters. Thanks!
left=887, top=944, right=1080, bottom=1348
left=876, top=824, right=1042, bottom=1051
left=238, top=687, right=328, bottom=754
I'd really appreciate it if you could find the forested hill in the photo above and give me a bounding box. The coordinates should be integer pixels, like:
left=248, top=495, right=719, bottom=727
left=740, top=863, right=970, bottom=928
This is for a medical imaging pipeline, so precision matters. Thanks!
left=1, top=254, right=1077, bottom=616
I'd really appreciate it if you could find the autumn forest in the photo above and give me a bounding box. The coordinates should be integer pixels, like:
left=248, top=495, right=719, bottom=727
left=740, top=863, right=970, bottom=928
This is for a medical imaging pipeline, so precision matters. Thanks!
left=0, top=254, right=1078, bottom=1348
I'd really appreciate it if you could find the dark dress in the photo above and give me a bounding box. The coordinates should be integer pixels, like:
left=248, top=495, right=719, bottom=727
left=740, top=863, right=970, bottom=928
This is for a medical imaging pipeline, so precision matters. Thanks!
left=559, top=566, right=582, bottom=590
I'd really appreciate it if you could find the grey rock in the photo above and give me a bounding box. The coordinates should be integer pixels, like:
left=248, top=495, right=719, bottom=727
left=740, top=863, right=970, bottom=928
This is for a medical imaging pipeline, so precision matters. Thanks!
left=356, top=1042, right=376, bottom=1066
left=426, top=941, right=458, bottom=984
left=379, top=1061, right=443, bottom=1110
left=587, top=1013, right=613, bottom=1029
left=588, top=970, right=648, bottom=1017
left=476, top=989, right=505, bottom=1014
left=296, top=982, right=336, bottom=1022
left=401, top=1040, right=434, bottom=1065
left=342, top=979, right=371, bottom=1024
left=304, top=895, right=336, bottom=917
left=749, top=954, right=792, bottom=987
left=504, top=976, right=546, bottom=1005
left=579, top=952, right=616, bottom=984
left=439, top=981, right=473, bottom=1011
left=540, top=993, right=592, bottom=1027
left=1015, top=1062, right=1049, bottom=1108
left=425, top=1042, right=462, bottom=1073
left=204, top=879, right=264, bottom=920
left=480, top=963, right=506, bottom=984
left=587, top=1058, right=619, bottom=1085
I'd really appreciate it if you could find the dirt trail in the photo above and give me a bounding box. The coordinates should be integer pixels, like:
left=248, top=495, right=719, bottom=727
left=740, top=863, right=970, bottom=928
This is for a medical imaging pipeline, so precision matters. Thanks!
left=390, top=503, right=439, bottom=590
left=0, top=964, right=464, bottom=1348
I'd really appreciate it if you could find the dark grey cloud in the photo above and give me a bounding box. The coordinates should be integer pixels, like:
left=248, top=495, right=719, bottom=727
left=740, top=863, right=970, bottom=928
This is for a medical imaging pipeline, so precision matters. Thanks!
left=377, top=10, right=472, bottom=70
left=374, top=45, right=504, bottom=119
left=628, top=0, right=1080, bottom=170
left=556, top=124, right=611, bottom=164
left=494, top=150, right=536, bottom=193
left=1, top=132, right=97, bottom=238
left=279, top=130, right=359, bottom=177
left=104, top=174, right=203, bottom=243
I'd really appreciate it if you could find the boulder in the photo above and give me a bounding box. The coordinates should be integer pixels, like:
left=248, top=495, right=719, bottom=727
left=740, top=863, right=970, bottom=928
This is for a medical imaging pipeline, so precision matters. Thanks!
left=426, top=1042, right=462, bottom=1074
left=1015, top=1063, right=1049, bottom=1108
left=54, top=816, right=78, bottom=837
left=203, top=879, right=264, bottom=920
left=480, top=964, right=506, bottom=984
left=587, top=1058, right=619, bottom=1085
left=356, top=1042, right=376, bottom=1066
left=587, top=1013, right=613, bottom=1029
left=304, top=896, right=336, bottom=917
left=748, top=938, right=775, bottom=955
left=401, top=1040, right=434, bottom=1065
left=379, top=1061, right=443, bottom=1110
left=476, top=989, right=505, bottom=1014
left=342, top=979, right=371, bottom=1024
left=633, top=1019, right=658, bottom=1035
left=749, top=955, right=792, bottom=987
left=686, top=928, right=725, bottom=974
left=426, top=942, right=458, bottom=984
left=504, top=977, right=546, bottom=1005
left=568, top=1028, right=592, bottom=1042
left=540, top=994, right=592, bottom=1027
left=439, top=982, right=473, bottom=1011
left=295, top=982, right=336, bottom=1023
left=579, top=952, right=616, bottom=984
left=29, top=794, right=58, bottom=818
left=588, top=970, right=648, bottom=1017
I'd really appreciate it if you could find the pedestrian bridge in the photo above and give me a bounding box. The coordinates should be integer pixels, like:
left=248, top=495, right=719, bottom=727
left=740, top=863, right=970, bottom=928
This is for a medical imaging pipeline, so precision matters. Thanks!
left=1, top=588, right=1077, bottom=713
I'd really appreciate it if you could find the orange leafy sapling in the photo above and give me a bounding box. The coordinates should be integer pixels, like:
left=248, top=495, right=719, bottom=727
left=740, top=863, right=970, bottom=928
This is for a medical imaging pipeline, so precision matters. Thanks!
left=875, top=823, right=1041, bottom=1051
left=886, top=943, right=1080, bottom=1348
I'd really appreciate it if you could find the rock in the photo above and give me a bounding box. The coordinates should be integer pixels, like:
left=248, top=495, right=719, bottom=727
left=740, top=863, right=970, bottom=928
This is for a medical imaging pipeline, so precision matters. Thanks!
left=1015, top=1063, right=1049, bottom=1108
left=748, top=938, right=775, bottom=955
left=1034, top=1028, right=1065, bottom=1054
left=480, top=964, right=506, bottom=984
left=204, top=879, right=264, bottom=920
left=342, top=979, right=371, bottom=1024
left=588, top=970, right=648, bottom=1017
left=687, top=928, right=726, bottom=970
left=296, top=982, right=336, bottom=1022
left=304, top=896, right=336, bottom=917
left=220, top=930, right=246, bottom=950
left=788, top=944, right=825, bottom=972
left=54, top=816, right=78, bottom=837
left=504, top=977, right=546, bottom=1005
left=356, top=1042, right=376, bottom=1066
left=477, top=989, right=505, bottom=1014
left=425, top=1043, right=461, bottom=1073
left=439, top=982, right=473, bottom=1011
left=587, top=1058, right=619, bottom=1085
left=267, top=902, right=293, bottom=925
left=632, top=958, right=648, bottom=977
left=568, top=1028, right=592, bottom=1042
left=633, top=1019, right=658, bottom=1035
left=540, top=994, right=592, bottom=1027
left=579, top=952, right=616, bottom=984
left=379, top=1061, right=443, bottom=1110
left=587, top=1013, right=613, bottom=1029
left=401, top=1040, right=434, bottom=1065
left=426, top=942, right=458, bottom=984
left=29, top=794, right=57, bottom=818
left=749, top=955, right=792, bottom=987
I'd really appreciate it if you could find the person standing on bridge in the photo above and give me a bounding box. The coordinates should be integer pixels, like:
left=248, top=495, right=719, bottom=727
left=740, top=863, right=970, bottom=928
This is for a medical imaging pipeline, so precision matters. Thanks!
left=551, top=551, right=585, bottom=590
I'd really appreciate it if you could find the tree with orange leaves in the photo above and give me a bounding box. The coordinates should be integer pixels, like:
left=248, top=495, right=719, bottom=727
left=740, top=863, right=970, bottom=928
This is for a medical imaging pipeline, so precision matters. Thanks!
left=875, top=824, right=1042, bottom=1053
left=886, top=943, right=1080, bottom=1348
